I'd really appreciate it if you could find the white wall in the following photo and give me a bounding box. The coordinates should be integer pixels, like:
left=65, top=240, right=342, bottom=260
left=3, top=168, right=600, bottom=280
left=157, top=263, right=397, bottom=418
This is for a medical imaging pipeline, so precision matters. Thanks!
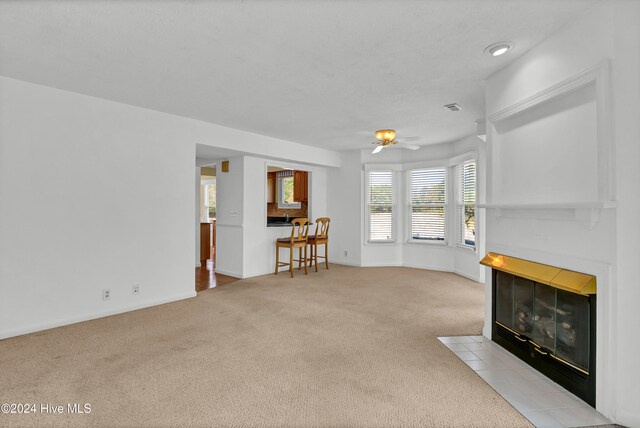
left=611, top=2, right=640, bottom=425
left=0, top=77, right=197, bottom=339
left=0, top=76, right=341, bottom=339
left=214, top=157, right=245, bottom=278
left=492, top=84, right=599, bottom=204
left=327, top=150, right=363, bottom=266
left=195, top=167, right=202, bottom=267
left=483, top=2, right=640, bottom=424
left=241, top=156, right=271, bottom=278
left=328, top=136, right=485, bottom=281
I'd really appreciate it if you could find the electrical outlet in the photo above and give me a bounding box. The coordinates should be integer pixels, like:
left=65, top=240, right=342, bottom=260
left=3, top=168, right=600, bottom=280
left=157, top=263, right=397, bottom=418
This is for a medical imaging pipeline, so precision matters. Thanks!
left=344, top=250, right=348, bottom=256
left=102, top=289, right=111, bottom=301
left=132, top=284, right=140, bottom=295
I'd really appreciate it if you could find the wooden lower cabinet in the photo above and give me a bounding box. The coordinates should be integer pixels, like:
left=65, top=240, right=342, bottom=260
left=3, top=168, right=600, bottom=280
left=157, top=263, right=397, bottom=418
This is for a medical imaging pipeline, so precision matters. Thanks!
left=200, top=223, right=211, bottom=263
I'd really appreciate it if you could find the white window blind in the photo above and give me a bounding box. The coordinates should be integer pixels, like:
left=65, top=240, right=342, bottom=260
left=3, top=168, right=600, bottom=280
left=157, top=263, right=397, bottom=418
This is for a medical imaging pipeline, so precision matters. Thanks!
left=457, top=161, right=476, bottom=248
left=368, top=170, right=394, bottom=241
left=409, top=168, right=446, bottom=241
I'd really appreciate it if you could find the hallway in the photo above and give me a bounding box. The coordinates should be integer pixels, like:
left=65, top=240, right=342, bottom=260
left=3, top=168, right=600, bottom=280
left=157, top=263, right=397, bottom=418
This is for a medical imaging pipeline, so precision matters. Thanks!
left=196, top=259, right=238, bottom=292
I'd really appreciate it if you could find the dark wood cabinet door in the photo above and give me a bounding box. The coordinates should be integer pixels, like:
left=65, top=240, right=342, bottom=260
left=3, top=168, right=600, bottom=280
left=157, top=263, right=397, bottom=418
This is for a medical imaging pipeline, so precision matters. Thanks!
left=200, top=223, right=211, bottom=262
left=292, top=170, right=309, bottom=202
left=293, top=170, right=302, bottom=202
left=302, top=171, right=308, bottom=202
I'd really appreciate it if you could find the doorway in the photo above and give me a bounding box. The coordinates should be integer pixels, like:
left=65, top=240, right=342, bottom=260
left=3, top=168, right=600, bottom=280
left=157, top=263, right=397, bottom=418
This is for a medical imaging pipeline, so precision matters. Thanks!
left=196, top=165, right=236, bottom=291
left=200, top=165, right=216, bottom=262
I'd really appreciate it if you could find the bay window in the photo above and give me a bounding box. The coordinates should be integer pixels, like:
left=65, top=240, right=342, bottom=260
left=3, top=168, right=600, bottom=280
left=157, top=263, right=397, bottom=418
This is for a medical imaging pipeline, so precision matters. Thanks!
left=456, top=160, right=476, bottom=249
left=408, top=168, right=446, bottom=242
left=367, top=170, right=395, bottom=242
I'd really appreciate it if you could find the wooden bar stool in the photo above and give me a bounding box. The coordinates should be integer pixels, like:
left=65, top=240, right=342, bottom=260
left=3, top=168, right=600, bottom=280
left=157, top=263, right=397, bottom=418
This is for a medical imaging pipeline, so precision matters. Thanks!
left=308, top=217, right=330, bottom=272
left=275, top=218, right=309, bottom=278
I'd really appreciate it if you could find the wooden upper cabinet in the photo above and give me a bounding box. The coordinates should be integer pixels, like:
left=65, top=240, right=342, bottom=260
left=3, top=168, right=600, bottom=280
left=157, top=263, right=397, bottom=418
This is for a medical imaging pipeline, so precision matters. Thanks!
left=293, top=170, right=308, bottom=203
left=293, top=170, right=302, bottom=202
left=267, top=172, right=277, bottom=204
left=266, top=178, right=275, bottom=203
left=303, top=171, right=308, bottom=202
left=266, top=172, right=276, bottom=203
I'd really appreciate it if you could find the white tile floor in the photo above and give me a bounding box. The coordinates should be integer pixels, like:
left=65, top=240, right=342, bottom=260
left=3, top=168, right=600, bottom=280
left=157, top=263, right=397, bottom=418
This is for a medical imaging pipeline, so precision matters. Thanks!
left=438, top=335, right=612, bottom=428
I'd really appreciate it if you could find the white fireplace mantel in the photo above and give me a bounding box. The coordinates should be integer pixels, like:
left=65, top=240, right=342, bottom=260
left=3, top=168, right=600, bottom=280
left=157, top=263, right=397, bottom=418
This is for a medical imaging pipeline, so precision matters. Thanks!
left=478, top=201, right=617, bottom=230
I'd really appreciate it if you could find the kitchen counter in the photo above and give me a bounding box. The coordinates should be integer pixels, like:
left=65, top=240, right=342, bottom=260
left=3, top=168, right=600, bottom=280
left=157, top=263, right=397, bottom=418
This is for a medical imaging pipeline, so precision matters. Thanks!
left=266, top=216, right=312, bottom=227
left=267, top=222, right=314, bottom=228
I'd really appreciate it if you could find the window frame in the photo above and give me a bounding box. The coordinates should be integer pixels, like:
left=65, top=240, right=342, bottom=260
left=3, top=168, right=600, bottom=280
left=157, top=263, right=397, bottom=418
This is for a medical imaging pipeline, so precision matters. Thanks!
left=277, top=176, right=301, bottom=209
left=455, top=159, right=477, bottom=251
left=365, top=168, right=397, bottom=243
left=363, top=153, right=479, bottom=250
left=204, top=181, right=217, bottom=219
left=406, top=166, right=448, bottom=245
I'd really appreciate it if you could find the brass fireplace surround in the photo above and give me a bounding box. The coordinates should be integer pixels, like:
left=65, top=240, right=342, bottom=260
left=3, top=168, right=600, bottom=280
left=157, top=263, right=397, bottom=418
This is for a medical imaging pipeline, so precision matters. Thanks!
left=480, top=252, right=596, bottom=296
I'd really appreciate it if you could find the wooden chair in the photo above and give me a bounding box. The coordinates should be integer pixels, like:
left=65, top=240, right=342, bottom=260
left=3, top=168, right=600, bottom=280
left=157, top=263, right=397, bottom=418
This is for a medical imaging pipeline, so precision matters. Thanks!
left=275, top=218, right=310, bottom=278
left=308, top=217, right=330, bottom=272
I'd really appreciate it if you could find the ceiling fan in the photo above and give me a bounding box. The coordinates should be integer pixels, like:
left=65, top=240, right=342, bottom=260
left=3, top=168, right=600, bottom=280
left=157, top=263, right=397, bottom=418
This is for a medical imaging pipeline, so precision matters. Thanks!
left=372, top=129, right=421, bottom=154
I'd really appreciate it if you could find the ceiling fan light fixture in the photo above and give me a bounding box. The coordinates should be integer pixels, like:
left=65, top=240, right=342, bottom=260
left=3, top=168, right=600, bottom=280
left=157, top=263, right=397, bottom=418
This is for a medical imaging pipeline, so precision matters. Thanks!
left=375, top=129, right=396, bottom=142
left=371, top=129, right=420, bottom=154
left=484, top=41, right=514, bottom=57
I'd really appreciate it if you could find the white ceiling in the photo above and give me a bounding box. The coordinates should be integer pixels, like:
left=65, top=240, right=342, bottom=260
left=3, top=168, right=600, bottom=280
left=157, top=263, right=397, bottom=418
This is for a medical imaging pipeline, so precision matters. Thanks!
left=196, top=144, right=249, bottom=166
left=0, top=1, right=596, bottom=151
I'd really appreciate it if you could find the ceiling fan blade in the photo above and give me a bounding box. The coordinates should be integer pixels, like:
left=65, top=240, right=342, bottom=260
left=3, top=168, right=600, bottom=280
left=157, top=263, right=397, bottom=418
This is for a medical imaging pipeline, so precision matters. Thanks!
left=372, top=145, right=384, bottom=154
left=396, top=136, right=421, bottom=142
left=397, top=143, right=420, bottom=151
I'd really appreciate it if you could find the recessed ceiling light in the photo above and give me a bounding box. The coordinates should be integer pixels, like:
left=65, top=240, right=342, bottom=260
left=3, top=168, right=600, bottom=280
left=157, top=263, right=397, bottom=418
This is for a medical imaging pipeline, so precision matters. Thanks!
left=484, top=41, right=514, bottom=57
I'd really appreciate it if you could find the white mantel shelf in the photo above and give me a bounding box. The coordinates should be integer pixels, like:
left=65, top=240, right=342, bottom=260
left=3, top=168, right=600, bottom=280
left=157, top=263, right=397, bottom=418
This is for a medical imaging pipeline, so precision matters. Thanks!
left=477, top=201, right=617, bottom=230
left=478, top=201, right=617, bottom=209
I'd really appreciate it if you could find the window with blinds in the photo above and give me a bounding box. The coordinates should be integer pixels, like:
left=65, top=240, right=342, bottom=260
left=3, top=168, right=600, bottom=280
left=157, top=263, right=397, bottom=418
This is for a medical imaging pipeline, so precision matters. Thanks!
left=409, top=168, right=446, bottom=241
left=456, top=161, right=476, bottom=248
left=367, top=170, right=394, bottom=241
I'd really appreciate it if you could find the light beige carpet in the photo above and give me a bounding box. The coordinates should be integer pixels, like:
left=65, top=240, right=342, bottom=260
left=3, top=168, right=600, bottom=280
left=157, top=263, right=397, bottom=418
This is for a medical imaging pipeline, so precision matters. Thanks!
left=0, top=265, right=531, bottom=427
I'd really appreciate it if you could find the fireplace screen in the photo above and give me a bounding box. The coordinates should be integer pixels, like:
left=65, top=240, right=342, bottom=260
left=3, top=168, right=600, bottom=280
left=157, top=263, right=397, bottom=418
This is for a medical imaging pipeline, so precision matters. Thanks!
left=555, top=289, right=590, bottom=371
left=495, top=271, right=590, bottom=372
left=514, top=276, right=534, bottom=336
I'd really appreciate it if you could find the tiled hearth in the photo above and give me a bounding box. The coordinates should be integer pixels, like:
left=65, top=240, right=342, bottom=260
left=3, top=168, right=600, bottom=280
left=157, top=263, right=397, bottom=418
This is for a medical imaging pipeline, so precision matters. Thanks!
left=438, top=336, right=612, bottom=428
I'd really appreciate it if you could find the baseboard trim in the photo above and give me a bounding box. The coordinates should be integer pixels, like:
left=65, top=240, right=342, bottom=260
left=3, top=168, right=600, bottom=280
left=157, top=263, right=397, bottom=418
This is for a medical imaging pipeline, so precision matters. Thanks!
left=453, top=269, right=482, bottom=283
left=360, top=262, right=403, bottom=267
left=213, top=268, right=243, bottom=278
left=328, top=261, right=480, bottom=283
left=617, top=410, right=640, bottom=428
left=330, top=261, right=362, bottom=267
left=0, top=290, right=197, bottom=340
left=402, top=262, right=453, bottom=272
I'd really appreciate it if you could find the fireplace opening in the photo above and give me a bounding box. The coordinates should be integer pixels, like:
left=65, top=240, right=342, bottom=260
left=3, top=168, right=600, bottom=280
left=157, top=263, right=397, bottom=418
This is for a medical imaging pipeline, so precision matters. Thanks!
left=482, top=253, right=596, bottom=406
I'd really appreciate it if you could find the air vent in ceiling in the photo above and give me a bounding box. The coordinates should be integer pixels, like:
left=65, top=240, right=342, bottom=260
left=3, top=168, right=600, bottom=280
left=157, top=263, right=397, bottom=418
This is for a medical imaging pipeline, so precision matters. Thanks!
left=444, top=103, right=462, bottom=112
